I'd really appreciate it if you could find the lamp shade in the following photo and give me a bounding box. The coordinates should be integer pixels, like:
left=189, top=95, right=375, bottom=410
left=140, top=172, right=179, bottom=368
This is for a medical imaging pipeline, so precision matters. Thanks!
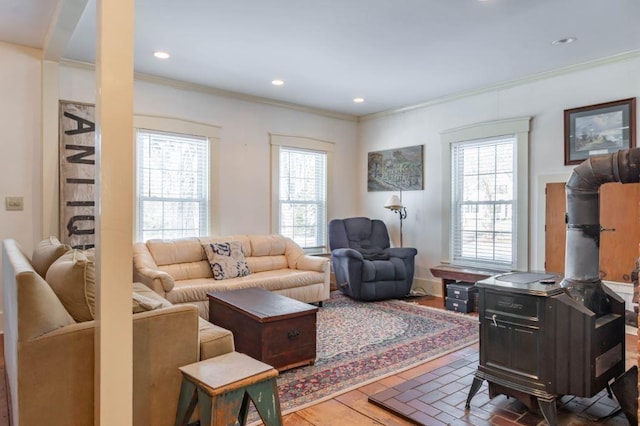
left=384, top=195, right=403, bottom=210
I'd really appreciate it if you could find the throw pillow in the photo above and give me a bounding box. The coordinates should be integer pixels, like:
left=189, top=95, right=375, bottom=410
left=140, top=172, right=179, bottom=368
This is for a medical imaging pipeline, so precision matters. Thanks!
left=46, top=249, right=96, bottom=322
left=31, top=236, right=71, bottom=278
left=132, top=293, right=164, bottom=313
left=203, top=241, right=251, bottom=280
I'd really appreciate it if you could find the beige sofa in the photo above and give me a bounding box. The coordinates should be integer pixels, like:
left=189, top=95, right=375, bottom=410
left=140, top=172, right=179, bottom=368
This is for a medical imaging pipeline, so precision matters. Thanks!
left=2, top=238, right=234, bottom=426
left=133, top=234, right=330, bottom=318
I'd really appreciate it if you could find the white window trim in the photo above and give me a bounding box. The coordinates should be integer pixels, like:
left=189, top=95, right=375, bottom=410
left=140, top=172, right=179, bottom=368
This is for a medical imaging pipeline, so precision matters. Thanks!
left=133, top=115, right=221, bottom=239
left=440, top=117, right=531, bottom=271
left=270, top=133, right=335, bottom=251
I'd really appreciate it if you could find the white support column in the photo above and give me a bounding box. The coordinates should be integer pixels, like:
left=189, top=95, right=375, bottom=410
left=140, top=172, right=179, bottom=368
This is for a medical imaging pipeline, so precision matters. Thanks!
left=95, top=0, right=134, bottom=425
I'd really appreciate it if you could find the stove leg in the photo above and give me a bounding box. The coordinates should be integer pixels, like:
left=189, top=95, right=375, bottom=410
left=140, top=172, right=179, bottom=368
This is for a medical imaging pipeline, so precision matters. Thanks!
left=538, top=398, right=557, bottom=426
left=605, top=383, right=613, bottom=398
left=465, top=376, right=484, bottom=409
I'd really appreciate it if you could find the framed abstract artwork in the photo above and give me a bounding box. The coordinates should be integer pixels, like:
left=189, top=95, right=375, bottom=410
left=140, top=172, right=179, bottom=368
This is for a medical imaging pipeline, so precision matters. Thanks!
left=367, top=145, right=423, bottom=191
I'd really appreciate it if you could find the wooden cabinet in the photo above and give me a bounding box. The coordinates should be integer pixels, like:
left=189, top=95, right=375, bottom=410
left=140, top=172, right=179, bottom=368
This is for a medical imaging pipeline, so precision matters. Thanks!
left=545, top=182, right=640, bottom=282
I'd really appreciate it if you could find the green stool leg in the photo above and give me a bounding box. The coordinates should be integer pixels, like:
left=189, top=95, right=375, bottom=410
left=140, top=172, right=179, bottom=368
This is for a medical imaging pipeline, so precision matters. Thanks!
left=246, top=378, right=282, bottom=426
left=237, top=391, right=252, bottom=426
left=175, top=378, right=198, bottom=426
left=197, top=387, right=213, bottom=426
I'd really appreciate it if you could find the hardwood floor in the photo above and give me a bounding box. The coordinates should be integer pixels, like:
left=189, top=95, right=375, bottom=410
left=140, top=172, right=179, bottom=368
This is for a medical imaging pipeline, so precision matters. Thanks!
left=0, top=296, right=635, bottom=425
left=0, top=339, right=7, bottom=426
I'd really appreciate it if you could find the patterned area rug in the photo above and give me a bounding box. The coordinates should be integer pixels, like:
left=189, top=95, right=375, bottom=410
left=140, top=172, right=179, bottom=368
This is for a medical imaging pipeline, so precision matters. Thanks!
left=251, top=291, right=479, bottom=421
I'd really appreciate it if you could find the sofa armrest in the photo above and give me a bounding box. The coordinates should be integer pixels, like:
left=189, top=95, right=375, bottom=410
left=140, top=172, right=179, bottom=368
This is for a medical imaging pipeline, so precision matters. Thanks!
left=133, top=242, right=174, bottom=294
left=17, top=321, right=96, bottom=425
left=132, top=304, right=200, bottom=425
left=296, top=254, right=329, bottom=272
left=135, top=267, right=174, bottom=294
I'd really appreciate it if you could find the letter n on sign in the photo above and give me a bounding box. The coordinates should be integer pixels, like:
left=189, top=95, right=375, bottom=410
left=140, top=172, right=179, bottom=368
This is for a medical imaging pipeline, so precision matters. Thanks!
left=59, top=101, right=96, bottom=249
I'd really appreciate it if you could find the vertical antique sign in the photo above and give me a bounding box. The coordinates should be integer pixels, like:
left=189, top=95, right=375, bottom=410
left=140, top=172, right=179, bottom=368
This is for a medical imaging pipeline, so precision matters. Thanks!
left=59, top=101, right=96, bottom=249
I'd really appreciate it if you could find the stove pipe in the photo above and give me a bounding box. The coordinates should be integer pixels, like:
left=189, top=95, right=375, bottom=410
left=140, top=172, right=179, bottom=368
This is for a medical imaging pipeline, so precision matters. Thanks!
left=562, top=147, right=640, bottom=315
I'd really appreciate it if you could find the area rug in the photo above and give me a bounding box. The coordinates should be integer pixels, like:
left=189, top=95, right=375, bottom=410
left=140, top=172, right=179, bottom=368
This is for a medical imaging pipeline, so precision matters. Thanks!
left=250, top=291, right=479, bottom=421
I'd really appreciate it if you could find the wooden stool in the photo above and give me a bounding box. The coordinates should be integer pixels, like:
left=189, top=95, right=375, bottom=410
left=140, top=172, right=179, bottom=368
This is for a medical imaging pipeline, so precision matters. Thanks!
left=175, top=352, right=282, bottom=426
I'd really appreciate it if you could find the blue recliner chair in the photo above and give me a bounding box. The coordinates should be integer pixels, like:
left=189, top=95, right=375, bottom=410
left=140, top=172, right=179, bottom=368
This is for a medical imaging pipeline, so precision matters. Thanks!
left=328, top=217, right=418, bottom=301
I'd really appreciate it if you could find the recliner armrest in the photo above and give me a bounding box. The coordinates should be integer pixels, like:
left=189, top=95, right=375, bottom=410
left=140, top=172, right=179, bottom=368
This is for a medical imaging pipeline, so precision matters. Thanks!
left=385, top=247, right=418, bottom=259
left=332, top=248, right=364, bottom=260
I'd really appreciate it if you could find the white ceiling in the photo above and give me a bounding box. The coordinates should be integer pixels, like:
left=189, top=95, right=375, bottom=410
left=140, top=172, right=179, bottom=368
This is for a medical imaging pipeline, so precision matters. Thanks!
left=3, top=0, right=640, bottom=117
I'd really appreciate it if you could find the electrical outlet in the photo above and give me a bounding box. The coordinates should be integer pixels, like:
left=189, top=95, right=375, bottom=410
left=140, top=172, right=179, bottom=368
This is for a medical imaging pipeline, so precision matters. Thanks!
left=5, top=196, right=24, bottom=211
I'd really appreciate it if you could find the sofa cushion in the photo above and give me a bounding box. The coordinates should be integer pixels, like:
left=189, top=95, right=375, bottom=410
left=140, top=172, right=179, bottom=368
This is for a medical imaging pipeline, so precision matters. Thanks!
left=166, top=269, right=325, bottom=305
left=146, top=237, right=203, bottom=266
left=31, top=236, right=71, bottom=278
left=250, top=234, right=287, bottom=256
left=198, top=317, right=235, bottom=359
left=46, top=249, right=96, bottom=322
left=203, top=241, right=251, bottom=280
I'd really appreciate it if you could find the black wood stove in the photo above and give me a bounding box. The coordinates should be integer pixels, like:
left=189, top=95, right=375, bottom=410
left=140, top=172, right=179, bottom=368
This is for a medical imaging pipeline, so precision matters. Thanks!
left=465, top=272, right=625, bottom=426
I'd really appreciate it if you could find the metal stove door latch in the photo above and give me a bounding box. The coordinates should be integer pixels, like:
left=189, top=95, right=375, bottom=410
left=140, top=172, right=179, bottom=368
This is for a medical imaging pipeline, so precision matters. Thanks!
left=491, top=314, right=498, bottom=326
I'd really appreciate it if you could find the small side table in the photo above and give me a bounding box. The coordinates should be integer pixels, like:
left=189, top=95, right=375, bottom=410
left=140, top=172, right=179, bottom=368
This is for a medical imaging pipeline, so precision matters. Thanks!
left=175, top=352, right=282, bottom=426
left=312, top=252, right=336, bottom=290
left=430, top=264, right=500, bottom=307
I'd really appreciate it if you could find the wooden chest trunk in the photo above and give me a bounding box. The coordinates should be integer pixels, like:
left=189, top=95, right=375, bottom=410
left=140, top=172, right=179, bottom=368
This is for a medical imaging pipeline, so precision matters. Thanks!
left=208, top=288, right=318, bottom=371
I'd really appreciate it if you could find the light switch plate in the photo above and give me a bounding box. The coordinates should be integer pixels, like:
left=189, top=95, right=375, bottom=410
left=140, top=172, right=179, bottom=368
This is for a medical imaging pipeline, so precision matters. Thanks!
left=6, top=196, right=24, bottom=211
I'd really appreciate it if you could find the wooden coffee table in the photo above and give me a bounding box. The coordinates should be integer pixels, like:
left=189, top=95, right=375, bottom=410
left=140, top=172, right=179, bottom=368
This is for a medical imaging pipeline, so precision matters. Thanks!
left=207, top=288, right=318, bottom=371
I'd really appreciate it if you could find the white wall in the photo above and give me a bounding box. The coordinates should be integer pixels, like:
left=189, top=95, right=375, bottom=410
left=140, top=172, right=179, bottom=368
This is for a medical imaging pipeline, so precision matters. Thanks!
left=0, top=42, right=45, bottom=330
left=359, top=55, right=640, bottom=295
left=3, top=40, right=639, bottom=311
left=58, top=65, right=359, bottom=237
left=0, top=43, right=43, bottom=251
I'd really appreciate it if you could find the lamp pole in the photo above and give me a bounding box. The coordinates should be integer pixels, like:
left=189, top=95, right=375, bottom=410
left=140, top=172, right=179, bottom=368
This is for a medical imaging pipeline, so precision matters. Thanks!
left=395, top=206, right=407, bottom=247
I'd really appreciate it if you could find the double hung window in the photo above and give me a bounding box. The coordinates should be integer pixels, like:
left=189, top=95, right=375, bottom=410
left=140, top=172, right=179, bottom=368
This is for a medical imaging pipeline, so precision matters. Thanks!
left=278, top=147, right=327, bottom=251
left=442, top=117, right=530, bottom=271
left=136, top=129, right=209, bottom=241
left=271, top=135, right=333, bottom=253
left=451, top=137, right=515, bottom=269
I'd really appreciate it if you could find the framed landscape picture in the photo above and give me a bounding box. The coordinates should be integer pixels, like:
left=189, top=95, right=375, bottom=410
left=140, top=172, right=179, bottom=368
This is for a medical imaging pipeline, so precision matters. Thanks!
left=367, top=145, right=423, bottom=191
left=564, top=97, right=636, bottom=165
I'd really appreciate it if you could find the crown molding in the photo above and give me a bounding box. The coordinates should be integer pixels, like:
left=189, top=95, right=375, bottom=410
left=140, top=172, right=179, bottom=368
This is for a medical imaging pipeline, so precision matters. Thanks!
left=59, top=59, right=358, bottom=123
left=359, top=49, right=640, bottom=122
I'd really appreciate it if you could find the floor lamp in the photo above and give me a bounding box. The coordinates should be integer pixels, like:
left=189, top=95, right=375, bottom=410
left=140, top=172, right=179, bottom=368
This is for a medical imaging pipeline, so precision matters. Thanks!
left=384, top=191, right=407, bottom=247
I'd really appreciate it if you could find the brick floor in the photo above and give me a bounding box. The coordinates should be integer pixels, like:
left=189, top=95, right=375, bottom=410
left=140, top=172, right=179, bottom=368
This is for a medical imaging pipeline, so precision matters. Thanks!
left=368, top=347, right=631, bottom=426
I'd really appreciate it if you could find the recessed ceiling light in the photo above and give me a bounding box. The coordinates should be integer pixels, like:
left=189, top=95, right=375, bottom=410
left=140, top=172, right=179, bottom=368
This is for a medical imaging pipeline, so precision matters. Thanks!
left=153, top=51, right=170, bottom=59
left=353, top=97, right=365, bottom=103
left=551, top=37, right=576, bottom=46
left=272, top=79, right=285, bottom=86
